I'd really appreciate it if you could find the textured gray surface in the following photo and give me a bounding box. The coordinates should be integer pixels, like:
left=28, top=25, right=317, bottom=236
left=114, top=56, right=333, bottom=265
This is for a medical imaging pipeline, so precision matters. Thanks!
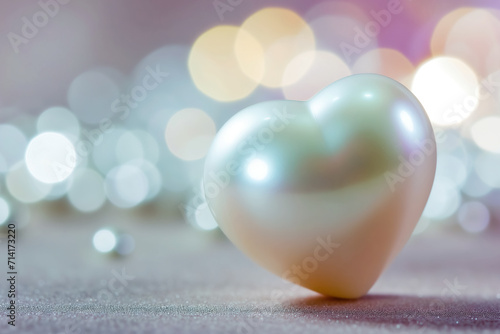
left=1, top=212, right=499, bottom=334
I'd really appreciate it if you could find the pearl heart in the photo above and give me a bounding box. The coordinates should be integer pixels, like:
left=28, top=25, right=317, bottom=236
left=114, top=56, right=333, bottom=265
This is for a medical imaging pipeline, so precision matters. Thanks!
left=204, top=74, right=436, bottom=299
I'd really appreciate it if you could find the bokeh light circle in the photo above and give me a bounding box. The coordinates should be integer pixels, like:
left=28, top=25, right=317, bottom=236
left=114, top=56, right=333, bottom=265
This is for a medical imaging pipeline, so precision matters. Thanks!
left=442, top=9, right=500, bottom=76
left=194, top=203, right=219, bottom=231
left=132, top=130, right=160, bottom=164
left=352, top=48, right=415, bottom=87
left=6, top=162, right=52, bottom=203
left=411, top=57, right=479, bottom=126
left=236, top=7, right=316, bottom=88
left=0, top=124, right=27, bottom=173
left=461, top=169, right=492, bottom=198
left=93, top=229, right=117, bottom=253
left=37, top=106, right=80, bottom=140
left=116, top=131, right=144, bottom=164
left=45, top=180, right=72, bottom=201
left=105, top=164, right=149, bottom=208
left=474, top=151, right=500, bottom=188
left=430, top=8, right=474, bottom=56
left=189, top=26, right=262, bottom=101
left=422, top=177, right=461, bottom=220
left=0, top=197, right=10, bottom=226
left=129, top=160, right=162, bottom=201
left=115, top=234, right=135, bottom=256
left=435, top=154, right=468, bottom=188
left=165, top=108, right=216, bottom=161
left=458, top=201, right=490, bottom=233
left=471, top=117, right=500, bottom=153
left=25, top=132, right=76, bottom=184
left=282, top=50, right=350, bottom=101
left=305, top=2, right=375, bottom=64
left=68, top=169, right=106, bottom=212
left=92, top=127, right=127, bottom=175
left=68, top=70, right=121, bottom=124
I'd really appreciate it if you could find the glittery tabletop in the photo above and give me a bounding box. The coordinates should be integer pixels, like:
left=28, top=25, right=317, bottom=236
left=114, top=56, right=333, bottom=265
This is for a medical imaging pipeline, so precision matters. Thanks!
left=1, top=213, right=499, bottom=334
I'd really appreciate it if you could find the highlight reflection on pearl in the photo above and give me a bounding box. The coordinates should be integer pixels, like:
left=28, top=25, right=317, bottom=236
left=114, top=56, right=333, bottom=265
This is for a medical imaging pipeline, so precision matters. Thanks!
left=246, top=159, right=269, bottom=181
left=204, top=74, right=436, bottom=299
left=400, top=110, right=414, bottom=133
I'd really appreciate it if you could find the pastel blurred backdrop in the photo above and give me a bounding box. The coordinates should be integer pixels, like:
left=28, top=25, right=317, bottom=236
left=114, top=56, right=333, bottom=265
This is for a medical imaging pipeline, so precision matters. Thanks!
left=1, top=0, right=500, bottom=252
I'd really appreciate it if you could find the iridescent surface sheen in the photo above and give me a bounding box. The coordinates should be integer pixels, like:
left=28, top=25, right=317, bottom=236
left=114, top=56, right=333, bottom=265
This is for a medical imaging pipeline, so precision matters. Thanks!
left=204, top=74, right=436, bottom=298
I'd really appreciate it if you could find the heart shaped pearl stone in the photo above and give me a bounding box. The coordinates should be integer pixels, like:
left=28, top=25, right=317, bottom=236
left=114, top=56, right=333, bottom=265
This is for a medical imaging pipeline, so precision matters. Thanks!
left=204, top=74, right=436, bottom=298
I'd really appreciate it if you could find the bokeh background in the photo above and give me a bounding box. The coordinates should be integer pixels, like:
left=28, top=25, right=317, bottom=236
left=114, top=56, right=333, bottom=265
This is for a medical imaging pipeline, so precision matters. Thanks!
left=0, top=0, right=500, bottom=252
left=1, top=1, right=500, bottom=333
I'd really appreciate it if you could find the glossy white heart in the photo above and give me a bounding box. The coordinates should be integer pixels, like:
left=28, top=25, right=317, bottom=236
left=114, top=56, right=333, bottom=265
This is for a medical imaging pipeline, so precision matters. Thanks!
left=204, top=74, right=436, bottom=298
